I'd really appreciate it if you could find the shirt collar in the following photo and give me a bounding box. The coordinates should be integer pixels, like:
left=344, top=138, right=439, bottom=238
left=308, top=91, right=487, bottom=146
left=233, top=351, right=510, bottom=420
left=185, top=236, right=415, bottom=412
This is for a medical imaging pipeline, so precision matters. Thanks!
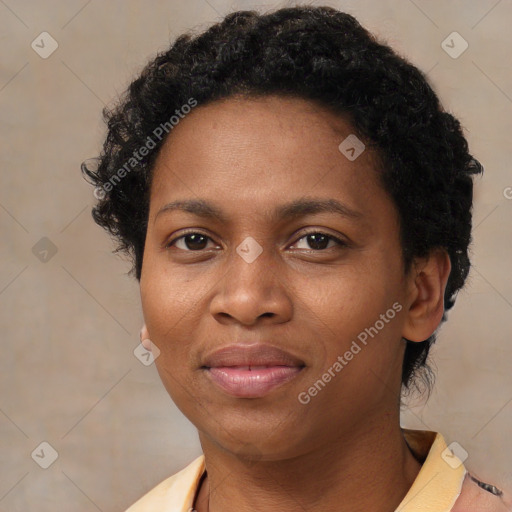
left=126, top=429, right=467, bottom=511
left=396, top=428, right=467, bottom=511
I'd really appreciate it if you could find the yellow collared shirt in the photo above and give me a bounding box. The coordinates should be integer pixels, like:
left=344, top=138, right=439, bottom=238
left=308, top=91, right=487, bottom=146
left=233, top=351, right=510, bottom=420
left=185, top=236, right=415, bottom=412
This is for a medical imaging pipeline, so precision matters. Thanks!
left=125, top=429, right=510, bottom=511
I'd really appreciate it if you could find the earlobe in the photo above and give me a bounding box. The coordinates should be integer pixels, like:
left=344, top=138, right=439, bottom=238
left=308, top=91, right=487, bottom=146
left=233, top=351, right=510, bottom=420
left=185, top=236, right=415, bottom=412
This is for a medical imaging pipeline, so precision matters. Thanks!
left=402, top=249, right=451, bottom=342
left=140, top=323, right=152, bottom=351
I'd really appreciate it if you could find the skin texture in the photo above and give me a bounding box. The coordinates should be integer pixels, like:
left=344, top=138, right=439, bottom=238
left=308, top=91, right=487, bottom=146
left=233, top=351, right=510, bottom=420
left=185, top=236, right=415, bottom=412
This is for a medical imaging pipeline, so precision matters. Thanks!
left=139, top=95, right=451, bottom=512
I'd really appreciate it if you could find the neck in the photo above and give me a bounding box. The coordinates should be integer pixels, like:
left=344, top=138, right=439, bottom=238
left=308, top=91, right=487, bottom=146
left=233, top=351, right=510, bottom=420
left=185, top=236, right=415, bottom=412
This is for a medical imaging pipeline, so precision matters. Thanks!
left=194, top=418, right=422, bottom=512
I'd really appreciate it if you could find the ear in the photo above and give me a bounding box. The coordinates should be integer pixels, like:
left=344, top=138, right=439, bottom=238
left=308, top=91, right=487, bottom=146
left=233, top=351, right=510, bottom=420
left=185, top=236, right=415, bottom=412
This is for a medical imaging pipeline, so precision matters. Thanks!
left=402, top=249, right=451, bottom=342
left=140, top=323, right=152, bottom=351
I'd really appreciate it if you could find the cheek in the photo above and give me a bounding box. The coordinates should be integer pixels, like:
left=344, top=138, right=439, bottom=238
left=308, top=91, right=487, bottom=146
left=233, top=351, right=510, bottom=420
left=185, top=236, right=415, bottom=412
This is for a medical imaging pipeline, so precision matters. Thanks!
left=306, top=264, right=404, bottom=361
left=310, top=267, right=386, bottom=323
left=140, top=264, right=198, bottom=365
left=142, top=258, right=205, bottom=324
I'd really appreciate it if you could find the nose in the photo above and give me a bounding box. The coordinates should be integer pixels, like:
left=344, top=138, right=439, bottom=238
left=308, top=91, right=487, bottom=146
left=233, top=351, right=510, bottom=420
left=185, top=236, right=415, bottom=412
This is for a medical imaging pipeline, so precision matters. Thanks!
left=209, top=241, right=293, bottom=326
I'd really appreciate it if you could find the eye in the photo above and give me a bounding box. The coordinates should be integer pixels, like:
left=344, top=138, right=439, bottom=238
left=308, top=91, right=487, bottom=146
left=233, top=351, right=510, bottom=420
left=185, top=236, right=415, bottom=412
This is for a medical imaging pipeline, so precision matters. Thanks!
left=165, top=231, right=218, bottom=251
left=290, top=231, right=346, bottom=251
left=165, top=230, right=347, bottom=252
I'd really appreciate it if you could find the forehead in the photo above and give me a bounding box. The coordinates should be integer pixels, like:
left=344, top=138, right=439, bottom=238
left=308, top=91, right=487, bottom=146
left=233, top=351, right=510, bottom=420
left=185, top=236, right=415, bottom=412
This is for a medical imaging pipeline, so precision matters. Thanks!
left=148, top=95, right=389, bottom=223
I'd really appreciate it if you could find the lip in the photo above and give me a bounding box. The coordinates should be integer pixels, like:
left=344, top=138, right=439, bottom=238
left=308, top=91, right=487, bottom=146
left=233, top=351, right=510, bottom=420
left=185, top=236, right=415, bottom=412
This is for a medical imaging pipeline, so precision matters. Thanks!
left=201, top=344, right=305, bottom=398
left=202, top=344, right=305, bottom=368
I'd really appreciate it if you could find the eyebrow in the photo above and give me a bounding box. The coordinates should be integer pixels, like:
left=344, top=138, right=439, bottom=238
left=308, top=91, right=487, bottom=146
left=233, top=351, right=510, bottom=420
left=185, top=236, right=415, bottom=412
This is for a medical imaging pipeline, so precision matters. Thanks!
left=155, top=197, right=364, bottom=224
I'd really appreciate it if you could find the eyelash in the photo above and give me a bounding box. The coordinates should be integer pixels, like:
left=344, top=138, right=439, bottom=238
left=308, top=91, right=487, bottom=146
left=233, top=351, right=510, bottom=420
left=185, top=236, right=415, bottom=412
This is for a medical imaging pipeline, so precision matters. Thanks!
left=164, top=229, right=347, bottom=252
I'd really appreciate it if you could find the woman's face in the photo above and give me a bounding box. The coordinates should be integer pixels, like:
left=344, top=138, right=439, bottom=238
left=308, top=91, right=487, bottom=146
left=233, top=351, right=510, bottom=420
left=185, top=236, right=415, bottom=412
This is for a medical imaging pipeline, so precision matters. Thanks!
left=140, top=95, right=415, bottom=460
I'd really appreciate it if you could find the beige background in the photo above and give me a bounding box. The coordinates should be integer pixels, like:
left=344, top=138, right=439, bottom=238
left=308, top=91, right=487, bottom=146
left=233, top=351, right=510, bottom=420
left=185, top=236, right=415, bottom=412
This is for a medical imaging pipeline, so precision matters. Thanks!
left=1, top=0, right=511, bottom=510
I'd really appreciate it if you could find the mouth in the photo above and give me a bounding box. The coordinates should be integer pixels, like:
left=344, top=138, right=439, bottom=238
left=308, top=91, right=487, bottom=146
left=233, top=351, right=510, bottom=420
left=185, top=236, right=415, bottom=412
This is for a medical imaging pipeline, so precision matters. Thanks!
left=202, top=365, right=305, bottom=398
left=200, top=344, right=306, bottom=398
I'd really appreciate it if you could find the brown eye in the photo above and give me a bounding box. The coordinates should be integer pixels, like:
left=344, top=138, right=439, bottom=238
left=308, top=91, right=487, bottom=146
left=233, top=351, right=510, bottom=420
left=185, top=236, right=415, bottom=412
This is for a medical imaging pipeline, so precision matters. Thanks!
left=292, top=232, right=346, bottom=251
left=166, top=233, right=214, bottom=251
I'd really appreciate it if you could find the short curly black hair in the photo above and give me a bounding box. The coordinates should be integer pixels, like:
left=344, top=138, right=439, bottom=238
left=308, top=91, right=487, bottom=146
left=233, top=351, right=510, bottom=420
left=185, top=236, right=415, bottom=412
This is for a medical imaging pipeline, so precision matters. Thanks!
left=82, top=5, right=483, bottom=392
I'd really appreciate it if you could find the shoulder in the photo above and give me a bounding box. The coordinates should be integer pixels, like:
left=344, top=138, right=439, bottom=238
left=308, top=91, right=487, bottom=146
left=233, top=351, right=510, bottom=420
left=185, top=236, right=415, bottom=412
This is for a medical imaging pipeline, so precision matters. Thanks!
left=452, top=472, right=512, bottom=511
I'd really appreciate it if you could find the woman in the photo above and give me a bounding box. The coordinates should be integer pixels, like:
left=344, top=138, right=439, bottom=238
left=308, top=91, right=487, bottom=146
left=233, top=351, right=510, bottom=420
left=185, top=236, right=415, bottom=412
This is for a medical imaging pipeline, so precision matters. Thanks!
left=82, top=6, right=510, bottom=511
